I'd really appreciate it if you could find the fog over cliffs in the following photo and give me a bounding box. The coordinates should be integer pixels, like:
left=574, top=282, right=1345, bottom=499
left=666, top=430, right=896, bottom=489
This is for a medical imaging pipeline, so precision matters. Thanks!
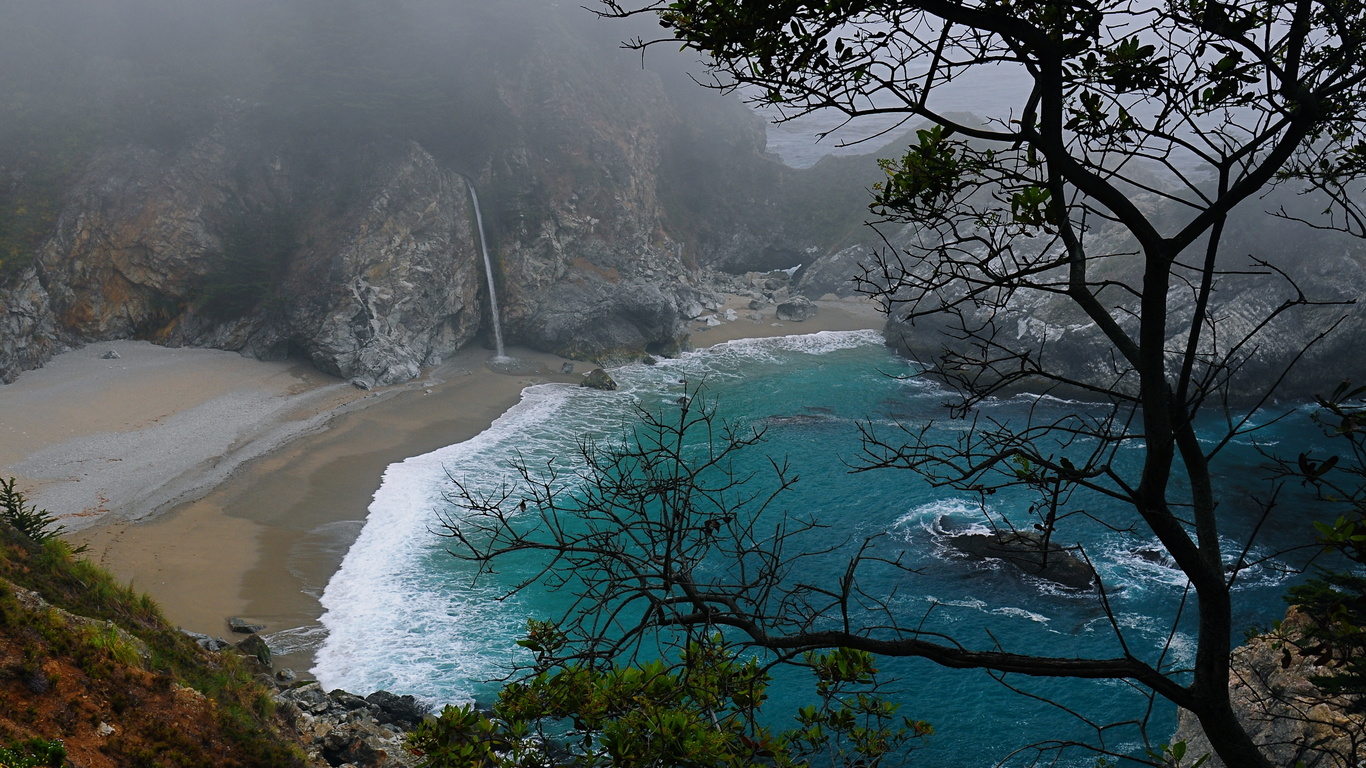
left=2, top=0, right=1363, bottom=396
left=0, top=0, right=878, bottom=386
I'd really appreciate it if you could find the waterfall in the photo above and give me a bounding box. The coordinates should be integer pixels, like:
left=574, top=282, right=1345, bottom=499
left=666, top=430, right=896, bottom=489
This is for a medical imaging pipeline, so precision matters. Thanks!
left=466, top=181, right=507, bottom=360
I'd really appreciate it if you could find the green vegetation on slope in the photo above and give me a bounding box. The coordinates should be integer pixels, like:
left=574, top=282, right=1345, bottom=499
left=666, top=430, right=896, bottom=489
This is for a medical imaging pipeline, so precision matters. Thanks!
left=0, top=479, right=306, bottom=767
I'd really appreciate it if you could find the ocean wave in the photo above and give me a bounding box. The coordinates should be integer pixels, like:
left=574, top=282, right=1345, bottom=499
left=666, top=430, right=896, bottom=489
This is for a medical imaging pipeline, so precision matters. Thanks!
left=894, top=498, right=985, bottom=535
left=1099, top=536, right=1294, bottom=595
left=313, top=383, right=600, bottom=698
left=709, top=328, right=885, bottom=357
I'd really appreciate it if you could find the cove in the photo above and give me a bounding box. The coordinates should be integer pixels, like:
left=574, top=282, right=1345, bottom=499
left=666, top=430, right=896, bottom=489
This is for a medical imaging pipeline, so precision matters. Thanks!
left=314, top=331, right=1327, bottom=766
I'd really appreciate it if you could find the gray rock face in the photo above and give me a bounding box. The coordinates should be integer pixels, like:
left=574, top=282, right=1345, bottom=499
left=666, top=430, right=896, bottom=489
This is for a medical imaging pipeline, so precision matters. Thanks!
left=270, top=145, right=483, bottom=389
left=275, top=683, right=426, bottom=768
left=797, top=239, right=890, bottom=298
left=1172, top=608, right=1365, bottom=767
left=0, top=21, right=905, bottom=385
left=3, top=109, right=485, bottom=388
left=881, top=198, right=1366, bottom=403
left=483, top=34, right=694, bottom=363
left=0, top=266, right=60, bottom=384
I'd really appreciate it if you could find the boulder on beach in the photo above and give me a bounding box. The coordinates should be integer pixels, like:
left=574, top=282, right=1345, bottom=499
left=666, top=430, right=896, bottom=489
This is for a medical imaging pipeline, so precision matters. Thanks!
left=775, top=295, right=817, bottom=322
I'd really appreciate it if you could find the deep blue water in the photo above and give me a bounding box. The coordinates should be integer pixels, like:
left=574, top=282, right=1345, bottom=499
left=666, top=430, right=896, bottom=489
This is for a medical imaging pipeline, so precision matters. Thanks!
left=313, top=330, right=1329, bottom=767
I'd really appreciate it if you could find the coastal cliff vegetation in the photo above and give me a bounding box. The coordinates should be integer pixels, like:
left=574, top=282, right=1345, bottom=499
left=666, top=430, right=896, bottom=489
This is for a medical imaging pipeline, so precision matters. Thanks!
left=0, top=480, right=306, bottom=767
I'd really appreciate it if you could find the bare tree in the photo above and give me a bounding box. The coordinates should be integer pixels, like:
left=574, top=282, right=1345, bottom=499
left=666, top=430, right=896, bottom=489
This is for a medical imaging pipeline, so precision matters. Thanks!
left=441, top=1, right=1366, bottom=766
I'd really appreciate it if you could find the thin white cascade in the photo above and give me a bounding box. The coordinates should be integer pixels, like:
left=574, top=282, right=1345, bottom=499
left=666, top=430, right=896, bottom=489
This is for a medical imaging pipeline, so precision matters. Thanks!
left=466, top=181, right=508, bottom=360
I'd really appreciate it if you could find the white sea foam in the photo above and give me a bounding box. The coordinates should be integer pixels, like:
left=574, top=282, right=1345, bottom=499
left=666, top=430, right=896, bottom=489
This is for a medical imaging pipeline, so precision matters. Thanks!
left=312, top=383, right=628, bottom=701
left=710, top=328, right=884, bottom=357
left=894, top=498, right=984, bottom=535
left=313, top=331, right=893, bottom=702
left=990, top=606, right=1051, bottom=624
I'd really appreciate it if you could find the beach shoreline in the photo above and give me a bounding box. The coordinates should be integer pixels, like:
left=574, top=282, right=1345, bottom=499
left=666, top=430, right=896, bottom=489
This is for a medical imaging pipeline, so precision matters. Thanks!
left=6, top=296, right=885, bottom=678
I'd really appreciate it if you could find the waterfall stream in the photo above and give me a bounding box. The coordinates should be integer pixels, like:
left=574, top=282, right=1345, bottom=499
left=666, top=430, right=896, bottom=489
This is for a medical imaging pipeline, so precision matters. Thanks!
left=466, top=181, right=508, bottom=361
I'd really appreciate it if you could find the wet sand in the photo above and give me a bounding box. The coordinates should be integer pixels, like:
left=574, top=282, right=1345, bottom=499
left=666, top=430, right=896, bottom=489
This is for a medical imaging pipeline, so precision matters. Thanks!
left=17, top=297, right=885, bottom=677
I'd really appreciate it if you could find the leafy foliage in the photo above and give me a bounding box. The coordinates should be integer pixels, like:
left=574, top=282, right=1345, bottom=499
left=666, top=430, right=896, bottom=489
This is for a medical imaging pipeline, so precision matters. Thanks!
left=0, top=478, right=74, bottom=549
left=407, top=631, right=927, bottom=768
left=0, top=500, right=304, bottom=766
left=1279, top=382, right=1366, bottom=711
left=0, top=738, right=66, bottom=768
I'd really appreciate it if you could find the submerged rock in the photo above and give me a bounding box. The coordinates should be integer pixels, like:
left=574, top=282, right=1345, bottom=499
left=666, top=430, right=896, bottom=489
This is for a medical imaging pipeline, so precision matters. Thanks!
left=227, top=617, right=265, bottom=634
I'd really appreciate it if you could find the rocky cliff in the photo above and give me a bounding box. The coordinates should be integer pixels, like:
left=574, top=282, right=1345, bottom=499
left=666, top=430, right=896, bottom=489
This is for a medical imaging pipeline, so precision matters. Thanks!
left=874, top=192, right=1366, bottom=403
left=1173, top=607, right=1365, bottom=768
left=0, top=8, right=883, bottom=387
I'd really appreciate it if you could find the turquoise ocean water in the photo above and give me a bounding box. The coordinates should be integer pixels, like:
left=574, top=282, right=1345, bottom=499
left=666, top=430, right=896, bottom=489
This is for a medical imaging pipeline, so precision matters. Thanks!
left=312, top=330, right=1328, bottom=766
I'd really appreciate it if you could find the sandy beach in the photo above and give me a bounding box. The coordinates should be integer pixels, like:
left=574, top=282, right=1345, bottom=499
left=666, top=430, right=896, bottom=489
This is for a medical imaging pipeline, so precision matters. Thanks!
left=3, top=296, right=884, bottom=676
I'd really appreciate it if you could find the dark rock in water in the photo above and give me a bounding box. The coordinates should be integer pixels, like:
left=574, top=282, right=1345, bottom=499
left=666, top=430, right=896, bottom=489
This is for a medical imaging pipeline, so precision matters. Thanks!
left=1130, top=546, right=1173, bottom=566
left=775, top=295, right=818, bottom=322
left=236, top=633, right=272, bottom=668
left=642, top=354, right=658, bottom=365
left=945, top=529, right=1097, bottom=591
left=366, top=690, right=430, bottom=729
left=101, top=349, right=120, bottom=360
left=560, top=362, right=575, bottom=374
left=227, top=616, right=265, bottom=634
left=581, top=368, right=618, bottom=390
